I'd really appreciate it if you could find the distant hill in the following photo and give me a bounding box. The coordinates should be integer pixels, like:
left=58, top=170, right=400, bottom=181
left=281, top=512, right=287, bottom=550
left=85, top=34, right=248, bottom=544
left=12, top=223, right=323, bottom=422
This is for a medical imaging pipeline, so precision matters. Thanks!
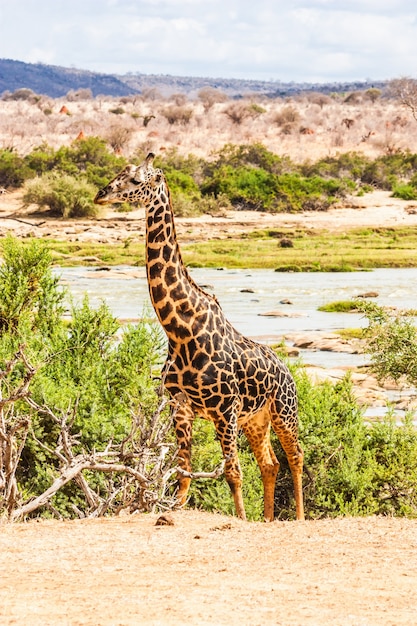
left=0, top=59, right=139, bottom=98
left=0, top=57, right=387, bottom=99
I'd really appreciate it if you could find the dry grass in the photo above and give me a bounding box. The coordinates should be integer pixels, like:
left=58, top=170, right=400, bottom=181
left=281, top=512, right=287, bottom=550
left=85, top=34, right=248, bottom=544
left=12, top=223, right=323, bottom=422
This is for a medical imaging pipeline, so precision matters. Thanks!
left=1, top=91, right=417, bottom=162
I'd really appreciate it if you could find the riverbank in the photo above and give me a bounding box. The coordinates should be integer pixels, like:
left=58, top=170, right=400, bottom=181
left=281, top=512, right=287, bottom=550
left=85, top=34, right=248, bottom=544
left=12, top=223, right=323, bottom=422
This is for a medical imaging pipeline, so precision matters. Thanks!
left=59, top=265, right=417, bottom=418
left=1, top=189, right=417, bottom=268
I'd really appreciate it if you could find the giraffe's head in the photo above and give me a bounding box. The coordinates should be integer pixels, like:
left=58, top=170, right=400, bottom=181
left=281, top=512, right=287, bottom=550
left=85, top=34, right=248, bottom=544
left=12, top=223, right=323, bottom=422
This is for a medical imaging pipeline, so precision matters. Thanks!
left=94, top=153, right=164, bottom=206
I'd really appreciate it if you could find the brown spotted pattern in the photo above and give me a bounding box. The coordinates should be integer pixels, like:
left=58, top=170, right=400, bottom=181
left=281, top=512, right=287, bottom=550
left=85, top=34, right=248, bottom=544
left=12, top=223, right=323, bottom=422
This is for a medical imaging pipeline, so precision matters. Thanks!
left=94, top=153, right=304, bottom=521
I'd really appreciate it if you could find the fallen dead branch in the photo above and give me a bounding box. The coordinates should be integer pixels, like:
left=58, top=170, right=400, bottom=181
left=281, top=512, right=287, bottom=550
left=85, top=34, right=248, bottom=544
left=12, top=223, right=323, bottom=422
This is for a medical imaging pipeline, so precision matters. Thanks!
left=1, top=346, right=228, bottom=522
left=0, top=347, right=180, bottom=521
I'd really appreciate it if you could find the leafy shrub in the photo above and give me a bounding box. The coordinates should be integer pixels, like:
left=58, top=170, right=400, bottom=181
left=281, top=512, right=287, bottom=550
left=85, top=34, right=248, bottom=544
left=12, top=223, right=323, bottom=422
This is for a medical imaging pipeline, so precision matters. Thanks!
left=22, top=137, right=127, bottom=189
left=0, top=236, right=64, bottom=333
left=170, top=190, right=202, bottom=217
left=156, top=148, right=205, bottom=181
left=359, top=301, right=417, bottom=386
left=0, top=149, right=33, bottom=187
left=0, top=237, right=166, bottom=519
left=201, top=144, right=354, bottom=212
left=199, top=192, right=232, bottom=216
left=361, top=152, right=417, bottom=190
left=210, top=143, right=293, bottom=175
left=392, top=183, right=417, bottom=200
left=24, top=143, right=58, bottom=176
left=273, top=173, right=354, bottom=212
left=202, top=165, right=352, bottom=212
left=201, top=164, right=279, bottom=210
left=53, top=136, right=127, bottom=187
left=302, top=151, right=370, bottom=182
left=22, top=172, right=99, bottom=218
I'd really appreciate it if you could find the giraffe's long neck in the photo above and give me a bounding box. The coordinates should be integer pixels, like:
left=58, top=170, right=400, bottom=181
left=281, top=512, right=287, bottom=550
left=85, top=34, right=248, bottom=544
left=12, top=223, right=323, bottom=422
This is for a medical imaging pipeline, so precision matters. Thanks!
left=145, top=180, right=210, bottom=343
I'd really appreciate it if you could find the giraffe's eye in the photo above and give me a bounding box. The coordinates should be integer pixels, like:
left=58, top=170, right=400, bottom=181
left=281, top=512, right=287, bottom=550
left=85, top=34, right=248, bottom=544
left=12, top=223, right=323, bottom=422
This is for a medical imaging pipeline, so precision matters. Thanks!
left=130, top=178, right=141, bottom=186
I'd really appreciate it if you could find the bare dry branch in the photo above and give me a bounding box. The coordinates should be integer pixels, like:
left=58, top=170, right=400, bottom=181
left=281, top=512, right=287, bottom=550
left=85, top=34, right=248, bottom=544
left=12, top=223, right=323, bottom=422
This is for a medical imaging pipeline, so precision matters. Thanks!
left=176, top=460, right=226, bottom=480
left=388, top=77, right=417, bottom=123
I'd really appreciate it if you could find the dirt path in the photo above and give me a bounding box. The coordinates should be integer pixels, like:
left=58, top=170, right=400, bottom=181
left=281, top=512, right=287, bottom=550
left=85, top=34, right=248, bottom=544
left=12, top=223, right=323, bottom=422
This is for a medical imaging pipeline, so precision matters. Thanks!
left=1, top=511, right=416, bottom=625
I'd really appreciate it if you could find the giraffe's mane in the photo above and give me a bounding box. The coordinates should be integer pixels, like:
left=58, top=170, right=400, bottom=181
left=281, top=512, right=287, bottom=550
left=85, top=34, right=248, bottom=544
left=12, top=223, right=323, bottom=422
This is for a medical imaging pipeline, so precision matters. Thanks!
left=160, top=176, right=223, bottom=310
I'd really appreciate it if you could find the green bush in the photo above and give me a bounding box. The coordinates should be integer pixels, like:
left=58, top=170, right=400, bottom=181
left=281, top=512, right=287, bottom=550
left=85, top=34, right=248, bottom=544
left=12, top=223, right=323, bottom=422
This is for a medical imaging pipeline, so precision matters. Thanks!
left=0, top=235, right=64, bottom=334
left=23, top=142, right=58, bottom=176
left=211, top=143, right=293, bottom=175
left=0, top=149, right=33, bottom=187
left=202, top=166, right=352, bottom=212
left=155, top=148, right=205, bottom=185
left=53, top=136, right=127, bottom=187
left=359, top=301, right=417, bottom=386
left=302, top=151, right=370, bottom=182
left=392, top=183, right=417, bottom=200
left=22, top=137, right=127, bottom=189
left=24, top=299, right=164, bottom=506
left=274, top=173, right=354, bottom=212
left=0, top=237, right=166, bottom=519
left=361, top=152, right=417, bottom=190
left=201, top=164, right=279, bottom=210
left=22, top=172, right=99, bottom=217
left=154, top=150, right=206, bottom=216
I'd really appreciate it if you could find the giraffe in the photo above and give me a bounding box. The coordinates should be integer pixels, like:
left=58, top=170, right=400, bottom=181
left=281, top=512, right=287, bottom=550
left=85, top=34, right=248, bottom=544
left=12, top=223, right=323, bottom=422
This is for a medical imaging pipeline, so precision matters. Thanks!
left=94, top=153, right=305, bottom=521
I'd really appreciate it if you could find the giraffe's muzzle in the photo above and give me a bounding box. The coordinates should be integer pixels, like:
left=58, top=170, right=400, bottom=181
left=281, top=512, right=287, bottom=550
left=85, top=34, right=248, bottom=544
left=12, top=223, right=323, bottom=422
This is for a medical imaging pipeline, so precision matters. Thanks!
left=94, top=189, right=108, bottom=205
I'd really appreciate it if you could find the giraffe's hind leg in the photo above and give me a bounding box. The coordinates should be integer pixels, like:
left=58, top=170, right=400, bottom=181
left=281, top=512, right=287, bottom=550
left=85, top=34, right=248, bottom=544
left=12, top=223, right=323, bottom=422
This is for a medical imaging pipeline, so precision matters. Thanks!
left=242, top=412, right=280, bottom=522
left=271, top=398, right=305, bottom=521
left=214, top=410, right=247, bottom=520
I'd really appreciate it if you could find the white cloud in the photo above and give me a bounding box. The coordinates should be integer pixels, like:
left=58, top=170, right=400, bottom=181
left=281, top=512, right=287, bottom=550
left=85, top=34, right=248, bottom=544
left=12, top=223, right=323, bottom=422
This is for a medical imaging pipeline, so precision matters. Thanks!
left=0, top=0, right=417, bottom=81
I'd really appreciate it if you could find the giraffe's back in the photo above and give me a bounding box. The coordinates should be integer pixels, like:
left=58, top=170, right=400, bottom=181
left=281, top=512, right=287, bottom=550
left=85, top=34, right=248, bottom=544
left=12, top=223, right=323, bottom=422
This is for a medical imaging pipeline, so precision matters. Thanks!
left=165, top=313, right=297, bottom=421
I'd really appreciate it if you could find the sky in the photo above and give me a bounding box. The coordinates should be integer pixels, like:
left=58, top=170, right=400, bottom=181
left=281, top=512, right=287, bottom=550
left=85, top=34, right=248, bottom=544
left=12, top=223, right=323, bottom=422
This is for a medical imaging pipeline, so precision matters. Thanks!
left=1, top=0, right=417, bottom=84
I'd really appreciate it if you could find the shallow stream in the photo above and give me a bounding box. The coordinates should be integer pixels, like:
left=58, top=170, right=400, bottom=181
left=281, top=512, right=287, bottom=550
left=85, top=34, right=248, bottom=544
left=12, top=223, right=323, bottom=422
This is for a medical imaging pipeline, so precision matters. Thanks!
left=57, top=266, right=417, bottom=369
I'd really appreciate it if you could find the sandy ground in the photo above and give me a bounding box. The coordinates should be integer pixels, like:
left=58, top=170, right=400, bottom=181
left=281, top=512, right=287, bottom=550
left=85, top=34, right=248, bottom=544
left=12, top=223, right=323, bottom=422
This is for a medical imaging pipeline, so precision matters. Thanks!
left=1, top=511, right=417, bottom=626
left=1, top=190, right=417, bottom=625
left=1, top=189, right=417, bottom=244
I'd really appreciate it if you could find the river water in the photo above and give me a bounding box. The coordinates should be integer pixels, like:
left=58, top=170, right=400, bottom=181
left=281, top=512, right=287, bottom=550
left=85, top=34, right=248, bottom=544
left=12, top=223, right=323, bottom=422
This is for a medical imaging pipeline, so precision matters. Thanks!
left=57, top=266, right=417, bottom=369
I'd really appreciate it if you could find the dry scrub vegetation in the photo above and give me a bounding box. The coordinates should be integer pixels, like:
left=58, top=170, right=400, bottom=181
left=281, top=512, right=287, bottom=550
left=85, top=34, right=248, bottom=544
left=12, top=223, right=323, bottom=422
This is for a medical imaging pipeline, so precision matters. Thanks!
left=1, top=84, right=417, bottom=162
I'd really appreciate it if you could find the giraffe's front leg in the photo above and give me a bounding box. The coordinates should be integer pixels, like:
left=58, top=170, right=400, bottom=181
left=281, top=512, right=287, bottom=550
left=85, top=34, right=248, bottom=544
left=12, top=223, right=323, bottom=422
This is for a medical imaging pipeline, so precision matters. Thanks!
left=172, top=397, right=195, bottom=507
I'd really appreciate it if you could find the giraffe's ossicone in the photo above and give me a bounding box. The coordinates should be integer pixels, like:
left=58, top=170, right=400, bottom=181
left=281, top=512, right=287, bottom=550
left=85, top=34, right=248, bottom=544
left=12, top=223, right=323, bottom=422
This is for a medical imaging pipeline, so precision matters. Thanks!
left=95, top=153, right=305, bottom=521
